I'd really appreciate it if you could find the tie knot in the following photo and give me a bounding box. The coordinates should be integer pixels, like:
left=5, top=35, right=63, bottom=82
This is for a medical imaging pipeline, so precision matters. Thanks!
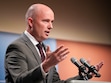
left=36, top=42, right=42, bottom=48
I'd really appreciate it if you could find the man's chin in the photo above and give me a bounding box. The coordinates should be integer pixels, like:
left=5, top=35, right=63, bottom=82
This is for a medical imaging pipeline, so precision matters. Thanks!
left=42, top=36, right=49, bottom=40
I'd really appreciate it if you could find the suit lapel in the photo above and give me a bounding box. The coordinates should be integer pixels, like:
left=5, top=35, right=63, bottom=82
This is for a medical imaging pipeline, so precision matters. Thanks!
left=21, top=33, right=42, bottom=64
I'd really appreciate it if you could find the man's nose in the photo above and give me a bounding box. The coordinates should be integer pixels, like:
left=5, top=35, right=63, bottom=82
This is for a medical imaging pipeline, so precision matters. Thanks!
left=48, top=22, right=53, bottom=29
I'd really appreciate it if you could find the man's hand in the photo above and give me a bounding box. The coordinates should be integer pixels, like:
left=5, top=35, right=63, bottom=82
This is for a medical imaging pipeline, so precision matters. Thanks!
left=86, top=60, right=104, bottom=78
left=87, top=60, right=103, bottom=72
left=42, top=45, right=70, bottom=72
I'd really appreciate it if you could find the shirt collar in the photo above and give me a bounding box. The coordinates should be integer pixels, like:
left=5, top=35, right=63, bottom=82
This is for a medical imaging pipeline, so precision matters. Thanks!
left=24, top=30, right=39, bottom=46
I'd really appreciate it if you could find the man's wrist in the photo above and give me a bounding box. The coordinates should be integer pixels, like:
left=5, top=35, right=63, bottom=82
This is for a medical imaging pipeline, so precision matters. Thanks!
left=40, top=63, right=48, bottom=78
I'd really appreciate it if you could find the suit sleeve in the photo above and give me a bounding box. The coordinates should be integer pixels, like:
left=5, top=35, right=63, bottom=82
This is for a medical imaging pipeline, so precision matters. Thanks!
left=5, top=44, right=44, bottom=83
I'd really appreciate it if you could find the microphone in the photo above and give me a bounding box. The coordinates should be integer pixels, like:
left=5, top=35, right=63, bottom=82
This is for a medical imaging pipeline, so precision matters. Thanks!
left=80, top=58, right=101, bottom=77
left=70, top=57, right=87, bottom=74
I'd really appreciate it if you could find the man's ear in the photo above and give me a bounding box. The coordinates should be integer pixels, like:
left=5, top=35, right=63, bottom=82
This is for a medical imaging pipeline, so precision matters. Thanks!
left=28, top=17, right=33, bottom=28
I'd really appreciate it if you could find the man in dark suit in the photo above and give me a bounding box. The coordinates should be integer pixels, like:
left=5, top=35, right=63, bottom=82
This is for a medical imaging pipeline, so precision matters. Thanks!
left=5, top=3, right=103, bottom=83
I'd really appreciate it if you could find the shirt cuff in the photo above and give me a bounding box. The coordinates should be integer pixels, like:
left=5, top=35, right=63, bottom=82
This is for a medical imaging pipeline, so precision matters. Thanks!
left=40, top=63, right=48, bottom=78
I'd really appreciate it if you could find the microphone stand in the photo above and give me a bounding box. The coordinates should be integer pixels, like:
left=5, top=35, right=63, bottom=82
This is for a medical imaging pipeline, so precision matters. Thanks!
left=88, top=65, right=101, bottom=77
left=78, top=65, right=88, bottom=80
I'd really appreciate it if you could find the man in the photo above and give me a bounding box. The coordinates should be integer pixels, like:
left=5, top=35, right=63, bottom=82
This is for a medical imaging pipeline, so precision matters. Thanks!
left=5, top=3, right=103, bottom=83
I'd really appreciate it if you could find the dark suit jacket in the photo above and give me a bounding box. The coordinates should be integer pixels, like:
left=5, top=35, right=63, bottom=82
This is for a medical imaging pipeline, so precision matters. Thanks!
left=5, top=33, right=82, bottom=83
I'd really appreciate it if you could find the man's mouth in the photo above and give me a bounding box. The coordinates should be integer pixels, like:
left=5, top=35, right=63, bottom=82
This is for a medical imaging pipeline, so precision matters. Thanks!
left=45, top=31, right=50, bottom=36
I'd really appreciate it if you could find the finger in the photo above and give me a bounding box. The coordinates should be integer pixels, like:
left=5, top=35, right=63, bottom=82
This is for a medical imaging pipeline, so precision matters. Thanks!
left=98, top=61, right=104, bottom=69
left=58, top=50, right=69, bottom=61
left=54, top=45, right=64, bottom=53
left=99, top=62, right=103, bottom=66
left=58, top=52, right=69, bottom=62
left=57, top=47, right=69, bottom=56
left=46, top=46, right=51, bottom=58
left=60, top=54, right=68, bottom=61
left=96, top=61, right=104, bottom=71
left=46, top=46, right=50, bottom=52
left=59, top=50, right=70, bottom=57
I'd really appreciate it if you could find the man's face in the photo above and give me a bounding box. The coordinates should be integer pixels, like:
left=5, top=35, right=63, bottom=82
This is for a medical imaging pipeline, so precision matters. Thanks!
left=32, top=9, right=54, bottom=42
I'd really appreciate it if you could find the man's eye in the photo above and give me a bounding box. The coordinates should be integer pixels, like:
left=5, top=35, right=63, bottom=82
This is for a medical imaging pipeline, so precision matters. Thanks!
left=42, top=20, right=49, bottom=22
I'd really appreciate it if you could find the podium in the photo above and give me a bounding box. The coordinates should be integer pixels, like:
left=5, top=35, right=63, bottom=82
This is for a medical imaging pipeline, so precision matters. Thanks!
left=69, top=80, right=111, bottom=83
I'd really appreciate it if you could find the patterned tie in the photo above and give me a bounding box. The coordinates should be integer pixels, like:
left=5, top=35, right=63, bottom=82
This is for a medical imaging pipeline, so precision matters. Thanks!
left=36, top=43, right=45, bottom=62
